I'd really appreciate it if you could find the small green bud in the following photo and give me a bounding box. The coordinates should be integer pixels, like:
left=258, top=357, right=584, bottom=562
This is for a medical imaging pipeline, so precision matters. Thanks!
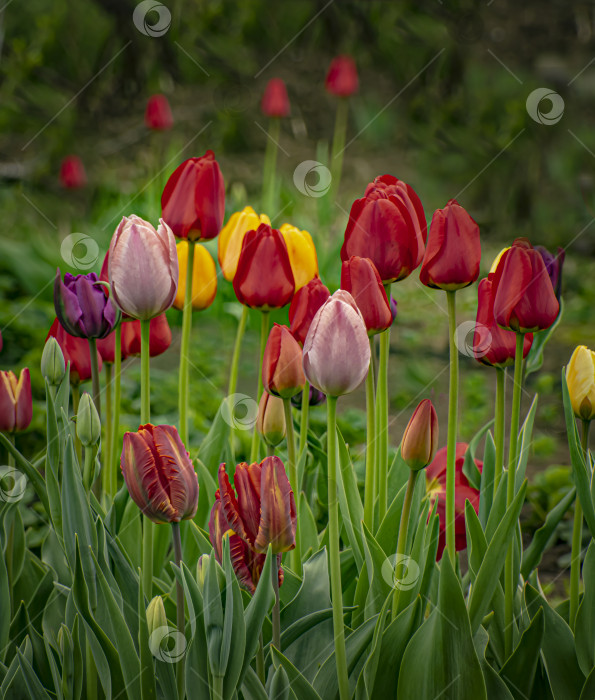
left=196, top=554, right=210, bottom=591
left=146, top=596, right=167, bottom=640
left=76, top=393, right=101, bottom=447
left=41, top=337, right=65, bottom=386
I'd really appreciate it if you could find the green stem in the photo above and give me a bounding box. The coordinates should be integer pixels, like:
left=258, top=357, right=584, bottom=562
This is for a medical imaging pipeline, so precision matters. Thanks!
left=570, top=420, right=590, bottom=630
left=504, top=332, right=524, bottom=657
left=212, top=675, right=224, bottom=700
left=327, top=396, right=349, bottom=700
left=104, top=363, right=112, bottom=494
left=7, top=432, right=14, bottom=469
left=140, top=319, right=153, bottom=597
left=249, top=311, right=269, bottom=463
left=108, top=324, right=122, bottom=497
left=375, top=321, right=390, bottom=525
left=88, top=338, right=101, bottom=423
left=263, top=118, right=280, bottom=216
left=445, top=290, right=459, bottom=564
left=179, top=241, right=196, bottom=445
left=298, top=381, right=310, bottom=460
left=83, top=448, right=94, bottom=491
left=283, top=398, right=300, bottom=573
left=364, top=348, right=376, bottom=529
left=392, top=470, right=419, bottom=619
left=256, top=632, right=265, bottom=684
left=272, top=558, right=281, bottom=650
left=172, top=522, right=185, bottom=699
left=494, top=367, right=506, bottom=494
left=228, top=305, right=249, bottom=461
left=72, top=384, right=82, bottom=463
left=329, top=97, right=348, bottom=202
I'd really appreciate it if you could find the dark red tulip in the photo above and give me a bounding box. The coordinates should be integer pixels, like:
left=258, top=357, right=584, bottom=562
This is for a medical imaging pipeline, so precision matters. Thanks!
left=492, top=238, right=560, bottom=333
left=161, top=151, right=225, bottom=241
left=261, top=78, right=290, bottom=118
left=340, top=174, right=427, bottom=283
left=340, top=256, right=392, bottom=335
left=474, top=275, right=533, bottom=368
left=233, top=224, right=295, bottom=309
left=47, top=318, right=102, bottom=384
left=97, top=315, right=172, bottom=363
left=145, top=94, right=173, bottom=131
left=419, top=199, right=481, bottom=290
left=535, top=245, right=565, bottom=302
left=262, top=324, right=305, bottom=399
left=289, top=278, right=331, bottom=346
left=325, top=55, right=358, bottom=97
left=59, top=156, right=86, bottom=189
left=0, top=368, right=32, bottom=432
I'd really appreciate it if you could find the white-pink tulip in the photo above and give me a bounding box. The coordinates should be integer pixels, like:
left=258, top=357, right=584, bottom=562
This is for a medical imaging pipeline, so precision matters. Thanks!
left=108, top=215, right=178, bottom=320
left=302, top=290, right=370, bottom=396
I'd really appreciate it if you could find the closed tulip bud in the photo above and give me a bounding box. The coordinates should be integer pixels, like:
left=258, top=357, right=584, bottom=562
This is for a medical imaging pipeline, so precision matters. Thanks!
left=303, top=290, right=370, bottom=396
left=0, top=368, right=32, bottom=433
left=341, top=174, right=427, bottom=283
left=161, top=150, right=225, bottom=241
left=47, top=318, right=102, bottom=384
left=121, top=424, right=199, bottom=523
left=325, top=55, right=358, bottom=97
left=233, top=224, right=295, bottom=309
left=341, top=256, right=392, bottom=335
left=289, top=277, right=331, bottom=346
left=535, top=245, right=565, bottom=302
left=401, top=400, right=439, bottom=471
left=146, top=597, right=168, bottom=652
left=419, top=199, right=481, bottom=290
left=261, top=78, right=290, bottom=118
left=279, top=224, right=318, bottom=291
left=41, top=337, right=65, bottom=386
left=76, top=392, right=101, bottom=447
left=59, top=155, right=86, bottom=189
left=256, top=392, right=286, bottom=446
left=262, top=324, right=305, bottom=399
left=173, top=241, right=217, bottom=311
left=196, top=554, right=210, bottom=591
left=145, top=94, right=173, bottom=131
left=218, top=207, right=270, bottom=281
left=109, top=215, right=178, bottom=320
left=492, top=238, right=559, bottom=333
left=566, top=345, right=595, bottom=421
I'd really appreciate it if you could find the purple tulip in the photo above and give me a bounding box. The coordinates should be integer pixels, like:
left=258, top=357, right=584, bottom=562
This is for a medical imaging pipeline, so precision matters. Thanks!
left=390, top=295, right=398, bottom=324
left=535, top=245, right=565, bottom=302
left=54, top=269, right=118, bottom=339
left=108, top=215, right=178, bottom=320
left=291, top=384, right=327, bottom=409
left=302, top=290, right=370, bottom=397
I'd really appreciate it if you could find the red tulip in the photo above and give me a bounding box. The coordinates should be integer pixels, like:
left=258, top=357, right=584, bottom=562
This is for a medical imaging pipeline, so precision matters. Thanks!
left=59, top=156, right=86, bottom=189
left=492, top=238, right=560, bottom=333
left=535, top=245, right=565, bottom=302
left=262, top=324, right=305, bottom=399
left=233, top=223, right=295, bottom=309
left=0, top=368, right=32, bottom=432
left=325, top=55, right=358, bottom=97
left=340, top=175, right=427, bottom=283
left=47, top=318, right=102, bottom=384
left=97, top=315, right=172, bottom=363
left=121, top=423, right=198, bottom=524
left=145, top=94, right=173, bottom=131
left=340, top=256, right=392, bottom=335
left=419, top=199, right=481, bottom=290
left=474, top=275, right=533, bottom=368
left=161, top=151, right=225, bottom=241
left=261, top=78, right=290, bottom=118
left=289, top=278, right=331, bottom=346
left=401, top=399, right=439, bottom=471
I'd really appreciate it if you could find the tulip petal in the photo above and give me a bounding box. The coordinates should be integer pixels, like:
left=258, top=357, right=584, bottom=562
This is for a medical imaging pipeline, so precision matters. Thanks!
left=234, top=462, right=262, bottom=544
left=254, top=456, right=296, bottom=554
left=208, top=493, right=227, bottom=562
left=54, top=269, right=84, bottom=337
left=152, top=424, right=198, bottom=521
left=218, top=464, right=252, bottom=545
left=14, top=369, right=32, bottom=432
left=0, top=372, right=16, bottom=432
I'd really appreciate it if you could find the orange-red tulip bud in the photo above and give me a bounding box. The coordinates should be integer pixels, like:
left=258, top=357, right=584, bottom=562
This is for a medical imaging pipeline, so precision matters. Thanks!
left=400, top=399, right=438, bottom=471
left=340, top=256, right=392, bottom=335
left=262, top=324, right=305, bottom=399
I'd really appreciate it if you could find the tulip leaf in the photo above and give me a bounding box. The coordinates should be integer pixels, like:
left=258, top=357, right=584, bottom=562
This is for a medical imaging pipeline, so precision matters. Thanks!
left=516, top=394, right=538, bottom=490
left=0, top=433, right=49, bottom=516
left=462, top=419, right=494, bottom=490
left=137, top=571, right=156, bottom=700
left=44, top=378, right=64, bottom=540
left=270, top=647, right=322, bottom=700
left=15, top=647, right=52, bottom=700
left=473, top=625, right=515, bottom=700
left=336, top=430, right=364, bottom=567
left=478, top=431, right=496, bottom=528
left=525, top=304, right=563, bottom=378
left=180, top=562, right=211, bottom=700
left=298, top=493, right=319, bottom=558
left=499, top=607, right=545, bottom=699
left=241, top=665, right=269, bottom=700
left=0, top=543, right=9, bottom=665
left=376, top=481, right=407, bottom=558
left=575, top=542, right=595, bottom=676
left=197, top=400, right=230, bottom=473
left=194, top=457, right=218, bottom=529
left=221, top=538, right=246, bottom=699
left=360, top=524, right=393, bottom=621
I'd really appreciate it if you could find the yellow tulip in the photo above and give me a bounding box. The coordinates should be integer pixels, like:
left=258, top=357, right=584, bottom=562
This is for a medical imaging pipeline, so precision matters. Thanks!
left=174, top=241, right=217, bottom=311
left=218, top=206, right=270, bottom=281
left=566, top=345, right=595, bottom=421
left=279, top=223, right=318, bottom=291
left=489, top=247, right=510, bottom=274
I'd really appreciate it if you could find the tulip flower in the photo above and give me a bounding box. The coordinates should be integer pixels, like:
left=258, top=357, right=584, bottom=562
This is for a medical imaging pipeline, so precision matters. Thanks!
left=145, top=94, right=173, bottom=131
left=426, top=443, right=482, bottom=560
left=0, top=368, right=32, bottom=432
left=492, top=238, right=559, bottom=333
left=340, top=174, right=427, bottom=283
left=303, top=290, right=370, bottom=396
left=389, top=296, right=398, bottom=323
left=121, top=424, right=199, bottom=524
left=218, top=207, right=271, bottom=281
left=173, top=241, right=217, bottom=311
left=54, top=269, right=118, bottom=339
left=47, top=318, right=102, bottom=384
left=108, top=215, right=178, bottom=321
left=566, top=345, right=595, bottom=422
left=233, top=223, right=295, bottom=309
left=262, top=324, right=305, bottom=399
left=161, top=151, right=225, bottom=241
left=401, top=399, right=439, bottom=471
left=279, top=223, right=318, bottom=291
left=419, top=199, right=481, bottom=290
left=256, top=392, right=286, bottom=447
left=289, top=278, right=331, bottom=346
left=325, top=55, right=358, bottom=97
left=536, top=245, right=565, bottom=302
left=261, top=78, right=290, bottom=118
left=341, top=256, right=392, bottom=335
left=59, top=155, right=86, bottom=189
left=123, top=316, right=172, bottom=358
left=291, top=385, right=326, bottom=408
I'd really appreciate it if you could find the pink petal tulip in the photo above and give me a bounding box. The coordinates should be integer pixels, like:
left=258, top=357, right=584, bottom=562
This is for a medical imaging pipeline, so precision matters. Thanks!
left=108, top=215, right=178, bottom=320
left=302, top=290, right=370, bottom=396
left=0, top=368, right=32, bottom=433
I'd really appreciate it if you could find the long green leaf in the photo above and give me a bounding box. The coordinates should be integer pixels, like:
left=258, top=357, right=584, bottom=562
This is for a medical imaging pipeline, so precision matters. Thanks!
left=499, top=607, right=545, bottom=699
left=0, top=433, right=49, bottom=515
left=575, top=541, right=595, bottom=676
left=270, top=647, right=322, bottom=700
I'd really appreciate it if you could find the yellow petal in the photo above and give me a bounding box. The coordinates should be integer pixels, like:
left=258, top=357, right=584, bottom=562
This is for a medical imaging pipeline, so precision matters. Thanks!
left=174, top=242, right=218, bottom=311
left=489, top=247, right=510, bottom=274
left=218, top=207, right=270, bottom=281
left=566, top=345, right=595, bottom=420
left=279, top=223, right=318, bottom=290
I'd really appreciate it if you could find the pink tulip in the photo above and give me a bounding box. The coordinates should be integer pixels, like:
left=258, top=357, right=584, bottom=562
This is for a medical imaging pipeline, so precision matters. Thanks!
left=302, top=290, right=370, bottom=396
left=108, top=215, right=178, bottom=320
